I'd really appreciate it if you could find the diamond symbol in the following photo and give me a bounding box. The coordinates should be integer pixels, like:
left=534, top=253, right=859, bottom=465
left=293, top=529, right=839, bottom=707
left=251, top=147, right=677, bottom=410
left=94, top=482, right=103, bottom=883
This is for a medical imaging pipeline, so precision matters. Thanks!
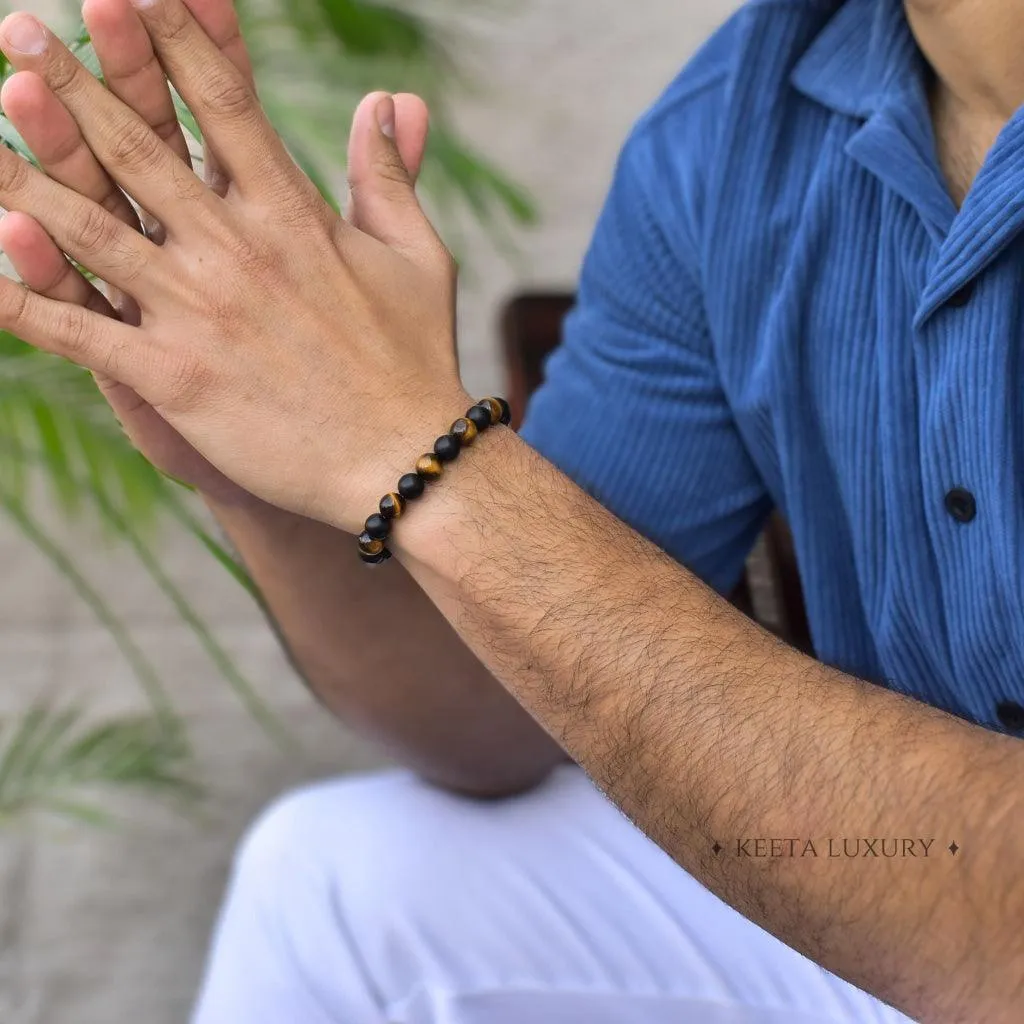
left=712, top=841, right=722, bottom=856
left=948, top=842, right=959, bottom=856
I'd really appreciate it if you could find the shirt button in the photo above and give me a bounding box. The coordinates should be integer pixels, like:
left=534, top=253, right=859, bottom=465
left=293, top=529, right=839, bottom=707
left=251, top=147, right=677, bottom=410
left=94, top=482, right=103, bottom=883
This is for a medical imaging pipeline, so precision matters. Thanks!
left=996, top=701, right=1024, bottom=732
left=946, top=280, right=976, bottom=308
left=944, top=487, right=977, bottom=523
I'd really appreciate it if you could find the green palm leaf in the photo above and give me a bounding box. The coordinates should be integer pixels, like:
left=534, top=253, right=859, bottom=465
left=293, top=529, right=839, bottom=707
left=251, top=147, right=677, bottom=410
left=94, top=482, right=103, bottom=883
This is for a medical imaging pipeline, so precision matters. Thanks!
left=0, top=706, right=200, bottom=826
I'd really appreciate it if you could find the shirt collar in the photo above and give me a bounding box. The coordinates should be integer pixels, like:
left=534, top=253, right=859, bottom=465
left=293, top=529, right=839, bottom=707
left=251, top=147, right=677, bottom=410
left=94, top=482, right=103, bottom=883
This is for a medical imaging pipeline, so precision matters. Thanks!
left=791, top=0, right=929, bottom=119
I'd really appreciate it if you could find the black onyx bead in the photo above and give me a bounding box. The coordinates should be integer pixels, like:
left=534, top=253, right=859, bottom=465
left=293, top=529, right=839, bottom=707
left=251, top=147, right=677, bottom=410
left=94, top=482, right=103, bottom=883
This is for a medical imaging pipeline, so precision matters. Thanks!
left=466, top=405, right=492, bottom=432
left=416, top=453, right=444, bottom=480
left=398, top=473, right=425, bottom=501
left=357, top=531, right=386, bottom=557
left=379, top=492, right=406, bottom=520
left=496, top=397, right=512, bottom=426
left=451, top=417, right=478, bottom=446
left=359, top=547, right=391, bottom=566
left=434, top=434, right=460, bottom=462
left=364, top=513, right=391, bottom=541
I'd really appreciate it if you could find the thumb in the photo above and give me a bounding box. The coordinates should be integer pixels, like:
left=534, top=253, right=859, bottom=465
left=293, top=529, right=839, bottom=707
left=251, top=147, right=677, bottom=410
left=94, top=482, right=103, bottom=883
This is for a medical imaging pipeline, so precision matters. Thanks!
left=346, top=92, right=439, bottom=264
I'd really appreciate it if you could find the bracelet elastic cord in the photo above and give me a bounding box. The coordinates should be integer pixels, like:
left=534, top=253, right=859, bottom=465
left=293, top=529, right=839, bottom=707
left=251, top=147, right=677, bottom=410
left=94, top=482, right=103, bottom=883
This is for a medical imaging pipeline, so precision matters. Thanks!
left=357, top=396, right=512, bottom=565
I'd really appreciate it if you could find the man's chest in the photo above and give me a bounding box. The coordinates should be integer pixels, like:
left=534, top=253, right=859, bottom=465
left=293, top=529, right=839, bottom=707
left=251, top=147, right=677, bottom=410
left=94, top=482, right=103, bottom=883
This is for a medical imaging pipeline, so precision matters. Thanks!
left=702, top=120, right=1024, bottom=730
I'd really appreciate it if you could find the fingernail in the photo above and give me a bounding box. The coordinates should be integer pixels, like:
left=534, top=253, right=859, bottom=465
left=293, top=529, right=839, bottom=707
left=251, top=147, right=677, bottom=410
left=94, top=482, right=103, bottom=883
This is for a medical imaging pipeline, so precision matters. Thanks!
left=376, top=95, right=396, bottom=139
left=2, top=14, right=47, bottom=55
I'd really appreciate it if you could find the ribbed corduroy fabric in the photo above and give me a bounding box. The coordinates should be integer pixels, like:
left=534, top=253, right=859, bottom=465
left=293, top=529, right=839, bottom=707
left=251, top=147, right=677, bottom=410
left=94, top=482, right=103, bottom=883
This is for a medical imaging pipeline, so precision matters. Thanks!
left=521, top=0, right=1024, bottom=733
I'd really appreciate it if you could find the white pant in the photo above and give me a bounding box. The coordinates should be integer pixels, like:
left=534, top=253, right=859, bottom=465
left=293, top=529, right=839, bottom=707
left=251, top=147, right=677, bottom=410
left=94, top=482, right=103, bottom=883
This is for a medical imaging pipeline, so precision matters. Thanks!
left=192, top=766, right=915, bottom=1023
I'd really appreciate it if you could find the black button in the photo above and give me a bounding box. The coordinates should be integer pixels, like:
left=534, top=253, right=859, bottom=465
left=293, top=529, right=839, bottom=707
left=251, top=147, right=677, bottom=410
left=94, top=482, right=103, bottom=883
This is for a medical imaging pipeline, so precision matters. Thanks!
left=944, top=487, right=976, bottom=523
left=997, top=701, right=1024, bottom=732
left=946, top=280, right=976, bottom=308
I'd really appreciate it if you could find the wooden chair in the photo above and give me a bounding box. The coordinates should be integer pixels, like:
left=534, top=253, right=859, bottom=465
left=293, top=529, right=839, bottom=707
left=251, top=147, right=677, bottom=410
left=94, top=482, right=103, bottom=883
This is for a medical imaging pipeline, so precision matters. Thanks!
left=500, top=292, right=813, bottom=654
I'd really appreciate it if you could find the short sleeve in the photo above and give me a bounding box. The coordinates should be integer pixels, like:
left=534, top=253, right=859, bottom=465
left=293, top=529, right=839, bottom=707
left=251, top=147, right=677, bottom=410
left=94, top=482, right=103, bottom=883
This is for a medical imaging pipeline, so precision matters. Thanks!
left=519, top=45, right=771, bottom=595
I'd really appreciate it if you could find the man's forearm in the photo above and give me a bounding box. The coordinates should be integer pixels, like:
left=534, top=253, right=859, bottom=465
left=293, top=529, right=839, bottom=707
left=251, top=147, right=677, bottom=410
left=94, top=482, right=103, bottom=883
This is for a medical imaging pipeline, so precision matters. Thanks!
left=397, top=426, right=1024, bottom=1022
left=204, top=493, right=564, bottom=796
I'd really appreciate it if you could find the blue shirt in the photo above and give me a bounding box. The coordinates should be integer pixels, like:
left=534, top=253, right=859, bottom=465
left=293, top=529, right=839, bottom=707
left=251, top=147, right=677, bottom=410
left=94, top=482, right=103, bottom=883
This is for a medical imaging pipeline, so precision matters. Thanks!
left=520, top=0, right=1024, bottom=733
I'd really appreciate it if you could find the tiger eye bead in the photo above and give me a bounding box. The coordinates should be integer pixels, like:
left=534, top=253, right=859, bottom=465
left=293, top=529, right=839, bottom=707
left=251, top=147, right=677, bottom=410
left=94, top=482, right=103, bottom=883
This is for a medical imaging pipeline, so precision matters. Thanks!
left=379, top=492, right=406, bottom=520
left=398, top=473, right=425, bottom=500
left=434, top=434, right=460, bottom=462
left=450, top=417, right=478, bottom=446
left=416, top=453, right=444, bottom=480
left=359, top=547, right=391, bottom=566
left=358, top=531, right=386, bottom=556
left=466, top=404, right=492, bottom=432
left=364, top=514, right=391, bottom=541
left=496, top=397, right=512, bottom=425
left=479, top=397, right=503, bottom=425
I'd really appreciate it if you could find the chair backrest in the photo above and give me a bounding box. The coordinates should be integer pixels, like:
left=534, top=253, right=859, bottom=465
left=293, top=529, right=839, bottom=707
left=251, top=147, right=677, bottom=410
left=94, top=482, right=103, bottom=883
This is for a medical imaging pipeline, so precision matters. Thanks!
left=500, top=292, right=813, bottom=654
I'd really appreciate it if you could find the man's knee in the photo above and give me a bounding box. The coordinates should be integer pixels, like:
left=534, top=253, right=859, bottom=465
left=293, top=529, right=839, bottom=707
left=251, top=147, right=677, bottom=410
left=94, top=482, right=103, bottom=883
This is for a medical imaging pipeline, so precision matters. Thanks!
left=230, top=773, right=410, bottom=900
left=227, top=771, right=488, bottom=934
left=223, top=768, right=577, bottom=969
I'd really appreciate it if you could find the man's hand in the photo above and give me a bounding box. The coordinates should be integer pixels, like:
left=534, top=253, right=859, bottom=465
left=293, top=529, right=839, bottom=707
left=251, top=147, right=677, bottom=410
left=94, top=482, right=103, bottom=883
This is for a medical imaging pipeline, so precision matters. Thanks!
left=1, top=0, right=251, bottom=503
left=0, top=0, right=463, bottom=529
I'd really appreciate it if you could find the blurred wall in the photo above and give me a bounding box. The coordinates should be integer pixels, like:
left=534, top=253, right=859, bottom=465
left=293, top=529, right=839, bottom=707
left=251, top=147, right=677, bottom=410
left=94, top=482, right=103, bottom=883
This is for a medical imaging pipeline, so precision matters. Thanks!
left=0, top=2, right=741, bottom=1022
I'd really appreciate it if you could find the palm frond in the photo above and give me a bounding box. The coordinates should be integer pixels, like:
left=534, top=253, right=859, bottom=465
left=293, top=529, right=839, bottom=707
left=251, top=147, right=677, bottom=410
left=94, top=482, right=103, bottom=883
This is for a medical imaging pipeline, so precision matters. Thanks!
left=0, top=336, right=167, bottom=530
left=0, top=706, right=200, bottom=826
left=0, top=487, right=176, bottom=717
left=237, top=0, right=535, bottom=227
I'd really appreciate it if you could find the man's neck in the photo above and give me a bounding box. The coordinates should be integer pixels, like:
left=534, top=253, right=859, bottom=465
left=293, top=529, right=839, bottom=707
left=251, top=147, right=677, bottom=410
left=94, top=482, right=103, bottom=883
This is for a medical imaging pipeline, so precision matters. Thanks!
left=904, top=0, right=1023, bottom=121
left=904, top=1, right=1022, bottom=204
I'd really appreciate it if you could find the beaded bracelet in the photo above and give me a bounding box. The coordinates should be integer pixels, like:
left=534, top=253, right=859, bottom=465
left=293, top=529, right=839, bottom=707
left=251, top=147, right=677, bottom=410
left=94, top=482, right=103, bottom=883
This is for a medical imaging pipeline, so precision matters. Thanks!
left=357, top=396, right=512, bottom=565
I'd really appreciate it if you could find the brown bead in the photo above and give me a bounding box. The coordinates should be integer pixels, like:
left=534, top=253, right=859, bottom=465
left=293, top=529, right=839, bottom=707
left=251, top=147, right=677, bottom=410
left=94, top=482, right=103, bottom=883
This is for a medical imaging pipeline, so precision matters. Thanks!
left=379, top=492, right=406, bottom=520
left=358, top=532, right=386, bottom=556
left=450, top=418, right=478, bottom=446
left=416, top=453, right=444, bottom=480
left=480, top=397, right=503, bottom=425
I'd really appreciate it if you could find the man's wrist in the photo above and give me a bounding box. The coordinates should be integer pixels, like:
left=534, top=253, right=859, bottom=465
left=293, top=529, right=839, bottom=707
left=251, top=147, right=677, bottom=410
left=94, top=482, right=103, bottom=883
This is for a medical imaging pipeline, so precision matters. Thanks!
left=390, top=422, right=525, bottom=580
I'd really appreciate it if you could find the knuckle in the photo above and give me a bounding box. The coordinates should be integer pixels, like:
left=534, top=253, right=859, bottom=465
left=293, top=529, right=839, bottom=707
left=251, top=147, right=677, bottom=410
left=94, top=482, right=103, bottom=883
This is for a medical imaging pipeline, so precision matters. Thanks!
left=106, top=53, right=159, bottom=90
left=2, top=286, right=30, bottom=332
left=370, top=152, right=411, bottom=189
left=46, top=57, right=83, bottom=98
left=0, top=154, right=31, bottom=197
left=154, top=5, right=193, bottom=45
left=171, top=158, right=204, bottom=202
left=45, top=128, right=88, bottom=170
left=203, top=72, right=256, bottom=121
left=67, top=205, right=120, bottom=256
left=52, top=304, right=91, bottom=356
left=109, top=121, right=165, bottom=175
